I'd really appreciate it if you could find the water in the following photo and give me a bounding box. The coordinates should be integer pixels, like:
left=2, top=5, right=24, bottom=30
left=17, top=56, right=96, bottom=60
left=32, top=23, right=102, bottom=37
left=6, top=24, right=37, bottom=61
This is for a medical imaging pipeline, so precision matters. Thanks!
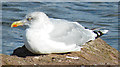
left=1, top=2, right=119, bottom=55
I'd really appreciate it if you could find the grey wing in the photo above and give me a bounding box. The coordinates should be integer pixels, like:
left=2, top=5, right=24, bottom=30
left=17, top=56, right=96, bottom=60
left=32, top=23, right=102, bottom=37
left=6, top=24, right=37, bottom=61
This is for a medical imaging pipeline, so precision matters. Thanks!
left=49, top=18, right=96, bottom=45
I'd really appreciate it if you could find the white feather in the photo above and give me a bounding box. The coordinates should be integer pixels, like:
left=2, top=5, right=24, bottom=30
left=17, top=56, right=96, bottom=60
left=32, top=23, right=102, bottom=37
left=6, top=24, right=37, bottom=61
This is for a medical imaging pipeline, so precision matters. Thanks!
left=100, top=30, right=109, bottom=34
left=23, top=12, right=98, bottom=54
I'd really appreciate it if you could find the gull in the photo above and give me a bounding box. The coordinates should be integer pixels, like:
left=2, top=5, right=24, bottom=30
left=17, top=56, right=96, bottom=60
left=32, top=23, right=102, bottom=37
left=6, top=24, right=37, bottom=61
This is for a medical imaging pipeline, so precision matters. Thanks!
left=11, top=12, right=108, bottom=54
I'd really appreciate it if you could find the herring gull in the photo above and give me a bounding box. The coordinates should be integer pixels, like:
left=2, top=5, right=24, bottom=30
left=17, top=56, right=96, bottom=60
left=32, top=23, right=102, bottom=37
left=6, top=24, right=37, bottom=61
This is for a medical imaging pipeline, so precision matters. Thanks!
left=11, top=12, right=108, bottom=54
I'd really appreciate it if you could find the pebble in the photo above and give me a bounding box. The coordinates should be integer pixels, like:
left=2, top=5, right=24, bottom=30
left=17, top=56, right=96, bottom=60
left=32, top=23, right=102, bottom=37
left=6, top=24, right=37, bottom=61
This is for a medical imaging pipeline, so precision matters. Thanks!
left=34, top=64, right=37, bottom=65
left=66, top=56, right=80, bottom=59
left=34, top=56, right=39, bottom=59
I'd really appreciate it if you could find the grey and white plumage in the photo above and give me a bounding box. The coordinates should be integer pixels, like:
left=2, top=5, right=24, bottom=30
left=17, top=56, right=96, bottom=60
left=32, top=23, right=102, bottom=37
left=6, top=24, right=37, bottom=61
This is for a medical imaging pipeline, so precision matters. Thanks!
left=11, top=12, right=108, bottom=54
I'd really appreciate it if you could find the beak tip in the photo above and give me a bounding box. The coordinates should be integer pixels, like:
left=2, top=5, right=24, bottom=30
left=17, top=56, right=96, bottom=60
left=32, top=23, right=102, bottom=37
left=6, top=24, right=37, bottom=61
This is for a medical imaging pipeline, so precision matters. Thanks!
left=12, top=25, right=17, bottom=27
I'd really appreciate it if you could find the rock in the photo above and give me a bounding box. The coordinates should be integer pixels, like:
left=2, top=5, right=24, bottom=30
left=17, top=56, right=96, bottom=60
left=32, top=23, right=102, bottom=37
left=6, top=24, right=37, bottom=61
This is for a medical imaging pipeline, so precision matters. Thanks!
left=1, top=38, right=119, bottom=65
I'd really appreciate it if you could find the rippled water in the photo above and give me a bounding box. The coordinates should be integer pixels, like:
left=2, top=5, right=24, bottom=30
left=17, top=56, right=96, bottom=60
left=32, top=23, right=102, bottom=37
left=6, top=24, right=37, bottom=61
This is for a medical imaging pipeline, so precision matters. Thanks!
left=2, top=2, right=118, bottom=55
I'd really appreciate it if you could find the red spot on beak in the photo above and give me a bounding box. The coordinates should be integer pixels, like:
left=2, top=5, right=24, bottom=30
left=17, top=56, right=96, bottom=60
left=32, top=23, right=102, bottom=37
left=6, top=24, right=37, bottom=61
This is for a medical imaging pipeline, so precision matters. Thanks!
left=13, top=25, right=17, bottom=27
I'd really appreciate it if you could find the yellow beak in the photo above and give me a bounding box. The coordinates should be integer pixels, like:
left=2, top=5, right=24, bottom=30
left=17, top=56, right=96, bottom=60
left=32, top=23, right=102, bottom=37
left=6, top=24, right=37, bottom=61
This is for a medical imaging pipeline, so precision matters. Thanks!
left=11, top=21, right=24, bottom=27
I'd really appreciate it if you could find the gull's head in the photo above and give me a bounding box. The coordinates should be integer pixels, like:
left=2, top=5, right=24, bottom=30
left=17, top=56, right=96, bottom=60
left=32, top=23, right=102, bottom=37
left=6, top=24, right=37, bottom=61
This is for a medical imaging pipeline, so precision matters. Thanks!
left=11, top=12, right=48, bottom=27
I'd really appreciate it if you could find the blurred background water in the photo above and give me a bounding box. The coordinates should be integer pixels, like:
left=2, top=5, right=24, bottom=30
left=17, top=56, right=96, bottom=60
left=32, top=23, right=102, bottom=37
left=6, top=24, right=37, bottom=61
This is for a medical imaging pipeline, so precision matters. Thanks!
left=1, top=2, right=119, bottom=55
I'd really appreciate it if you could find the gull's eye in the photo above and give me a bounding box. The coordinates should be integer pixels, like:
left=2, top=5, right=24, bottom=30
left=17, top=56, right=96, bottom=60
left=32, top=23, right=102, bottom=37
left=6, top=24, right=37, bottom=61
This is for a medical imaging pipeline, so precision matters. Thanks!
left=27, top=17, right=33, bottom=21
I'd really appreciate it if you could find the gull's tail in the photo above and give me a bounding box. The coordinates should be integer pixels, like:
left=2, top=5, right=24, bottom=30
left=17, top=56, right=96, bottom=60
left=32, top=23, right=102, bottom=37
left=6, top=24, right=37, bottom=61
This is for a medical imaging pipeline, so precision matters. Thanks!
left=91, top=27, right=109, bottom=38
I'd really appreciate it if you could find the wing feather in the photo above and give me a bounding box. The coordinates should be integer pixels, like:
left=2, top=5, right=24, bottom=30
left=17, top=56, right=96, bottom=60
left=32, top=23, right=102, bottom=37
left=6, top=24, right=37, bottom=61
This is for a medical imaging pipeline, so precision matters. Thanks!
left=49, top=18, right=96, bottom=45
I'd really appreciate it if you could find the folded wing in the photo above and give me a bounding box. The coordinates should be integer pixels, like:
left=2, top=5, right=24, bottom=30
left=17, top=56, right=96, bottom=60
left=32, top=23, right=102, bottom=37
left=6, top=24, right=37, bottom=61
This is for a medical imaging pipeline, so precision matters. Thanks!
left=49, top=18, right=96, bottom=46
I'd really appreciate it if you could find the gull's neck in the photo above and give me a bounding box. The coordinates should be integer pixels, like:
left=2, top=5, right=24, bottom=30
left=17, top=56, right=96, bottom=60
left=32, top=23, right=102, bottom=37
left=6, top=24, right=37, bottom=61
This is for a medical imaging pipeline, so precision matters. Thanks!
left=29, top=16, right=52, bottom=29
left=28, top=19, right=53, bottom=31
left=27, top=19, right=54, bottom=34
left=31, top=21, right=50, bottom=29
